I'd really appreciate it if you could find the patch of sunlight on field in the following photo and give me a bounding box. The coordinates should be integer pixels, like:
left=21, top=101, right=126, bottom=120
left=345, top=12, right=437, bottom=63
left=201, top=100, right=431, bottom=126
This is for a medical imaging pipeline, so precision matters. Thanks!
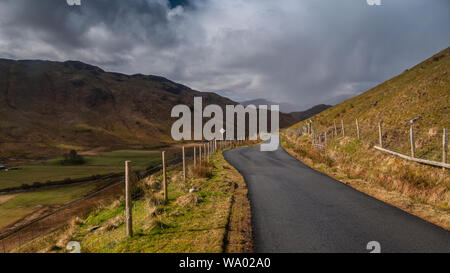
left=0, top=183, right=99, bottom=230
left=0, top=150, right=163, bottom=190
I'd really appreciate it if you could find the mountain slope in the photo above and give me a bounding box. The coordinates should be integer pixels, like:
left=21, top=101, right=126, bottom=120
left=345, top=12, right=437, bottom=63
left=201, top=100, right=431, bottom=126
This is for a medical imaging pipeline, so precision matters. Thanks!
left=0, top=59, right=298, bottom=160
left=291, top=46, right=450, bottom=160
left=0, top=59, right=233, bottom=159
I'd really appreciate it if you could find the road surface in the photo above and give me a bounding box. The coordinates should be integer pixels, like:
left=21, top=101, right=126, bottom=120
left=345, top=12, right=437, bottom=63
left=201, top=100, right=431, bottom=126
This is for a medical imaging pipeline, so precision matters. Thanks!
left=223, top=144, right=450, bottom=253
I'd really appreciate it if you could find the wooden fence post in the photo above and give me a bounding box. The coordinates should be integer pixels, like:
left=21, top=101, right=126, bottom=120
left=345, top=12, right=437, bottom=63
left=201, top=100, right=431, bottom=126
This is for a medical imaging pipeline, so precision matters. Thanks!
left=199, top=145, right=202, bottom=165
left=341, top=120, right=345, bottom=137
left=194, top=146, right=196, bottom=168
left=410, top=123, right=415, bottom=158
left=182, top=146, right=186, bottom=181
left=443, top=128, right=448, bottom=169
left=125, top=160, right=133, bottom=237
left=378, top=122, right=383, bottom=148
left=356, top=119, right=360, bottom=140
left=162, top=152, right=167, bottom=202
left=203, top=144, right=206, bottom=161
left=334, top=120, right=337, bottom=137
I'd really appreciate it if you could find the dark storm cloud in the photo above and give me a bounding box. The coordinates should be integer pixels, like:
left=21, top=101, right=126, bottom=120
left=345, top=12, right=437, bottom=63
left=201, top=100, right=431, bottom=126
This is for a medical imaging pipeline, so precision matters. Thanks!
left=0, top=0, right=177, bottom=66
left=0, top=0, right=449, bottom=109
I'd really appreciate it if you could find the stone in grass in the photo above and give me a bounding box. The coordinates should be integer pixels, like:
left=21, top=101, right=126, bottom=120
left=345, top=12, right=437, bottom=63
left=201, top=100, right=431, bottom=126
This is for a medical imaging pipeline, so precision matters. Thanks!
left=189, top=188, right=198, bottom=193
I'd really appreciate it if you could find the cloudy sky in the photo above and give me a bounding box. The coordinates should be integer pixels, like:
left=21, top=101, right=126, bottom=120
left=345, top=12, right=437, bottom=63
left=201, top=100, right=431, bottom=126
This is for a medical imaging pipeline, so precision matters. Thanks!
left=0, top=0, right=449, bottom=109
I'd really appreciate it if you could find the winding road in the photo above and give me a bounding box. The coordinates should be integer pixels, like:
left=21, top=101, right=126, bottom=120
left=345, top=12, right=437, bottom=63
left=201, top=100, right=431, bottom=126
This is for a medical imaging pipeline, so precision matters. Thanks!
left=223, top=144, right=450, bottom=253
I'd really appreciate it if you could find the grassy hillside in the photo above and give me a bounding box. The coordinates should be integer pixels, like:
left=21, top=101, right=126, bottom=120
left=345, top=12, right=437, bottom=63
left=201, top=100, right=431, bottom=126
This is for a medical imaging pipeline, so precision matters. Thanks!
left=283, top=47, right=450, bottom=229
left=291, top=47, right=449, bottom=161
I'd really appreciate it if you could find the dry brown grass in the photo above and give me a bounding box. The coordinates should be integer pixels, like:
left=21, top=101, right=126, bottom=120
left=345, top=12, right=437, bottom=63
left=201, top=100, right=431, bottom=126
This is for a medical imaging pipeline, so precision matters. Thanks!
left=192, top=162, right=214, bottom=179
left=176, top=193, right=200, bottom=207
left=55, top=216, right=84, bottom=249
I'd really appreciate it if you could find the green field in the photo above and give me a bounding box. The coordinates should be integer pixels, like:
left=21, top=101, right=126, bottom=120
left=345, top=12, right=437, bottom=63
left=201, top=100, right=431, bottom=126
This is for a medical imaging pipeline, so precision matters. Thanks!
left=0, top=182, right=101, bottom=230
left=0, top=150, right=165, bottom=190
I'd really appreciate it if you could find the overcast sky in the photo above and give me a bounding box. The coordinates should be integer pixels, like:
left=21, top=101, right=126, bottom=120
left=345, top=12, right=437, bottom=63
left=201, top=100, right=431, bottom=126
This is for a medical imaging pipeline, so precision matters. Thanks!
left=0, top=0, right=449, bottom=109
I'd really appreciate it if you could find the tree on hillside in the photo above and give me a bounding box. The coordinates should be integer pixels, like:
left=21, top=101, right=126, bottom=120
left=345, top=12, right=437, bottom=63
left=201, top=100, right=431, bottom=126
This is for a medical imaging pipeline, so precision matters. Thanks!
left=61, top=150, right=85, bottom=165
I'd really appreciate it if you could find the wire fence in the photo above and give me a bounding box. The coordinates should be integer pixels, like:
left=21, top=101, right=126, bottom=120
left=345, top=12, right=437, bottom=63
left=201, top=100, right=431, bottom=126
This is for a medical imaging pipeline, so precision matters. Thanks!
left=287, top=118, right=449, bottom=169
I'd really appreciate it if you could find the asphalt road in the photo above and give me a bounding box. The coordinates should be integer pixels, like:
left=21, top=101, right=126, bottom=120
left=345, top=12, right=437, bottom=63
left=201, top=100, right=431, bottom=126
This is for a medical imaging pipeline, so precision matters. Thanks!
left=223, top=144, right=450, bottom=253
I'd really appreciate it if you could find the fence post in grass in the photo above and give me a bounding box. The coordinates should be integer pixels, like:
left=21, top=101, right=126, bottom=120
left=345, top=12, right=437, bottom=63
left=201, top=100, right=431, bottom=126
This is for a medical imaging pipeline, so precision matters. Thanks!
left=324, top=131, right=327, bottom=145
left=162, top=152, right=168, bottom=203
left=378, top=122, right=383, bottom=148
left=182, top=146, right=186, bottom=181
left=334, top=120, right=337, bottom=137
left=443, top=128, right=448, bottom=169
left=356, top=119, right=360, bottom=140
left=194, top=146, right=196, bottom=168
left=410, top=123, right=415, bottom=158
left=341, top=120, right=345, bottom=137
left=125, top=160, right=133, bottom=237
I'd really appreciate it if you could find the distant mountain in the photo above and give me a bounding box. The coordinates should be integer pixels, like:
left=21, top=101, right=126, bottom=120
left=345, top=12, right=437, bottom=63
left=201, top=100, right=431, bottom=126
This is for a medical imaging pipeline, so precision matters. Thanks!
left=0, top=59, right=297, bottom=159
left=241, top=98, right=330, bottom=122
left=289, top=104, right=332, bottom=122
left=241, top=99, right=306, bottom=113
